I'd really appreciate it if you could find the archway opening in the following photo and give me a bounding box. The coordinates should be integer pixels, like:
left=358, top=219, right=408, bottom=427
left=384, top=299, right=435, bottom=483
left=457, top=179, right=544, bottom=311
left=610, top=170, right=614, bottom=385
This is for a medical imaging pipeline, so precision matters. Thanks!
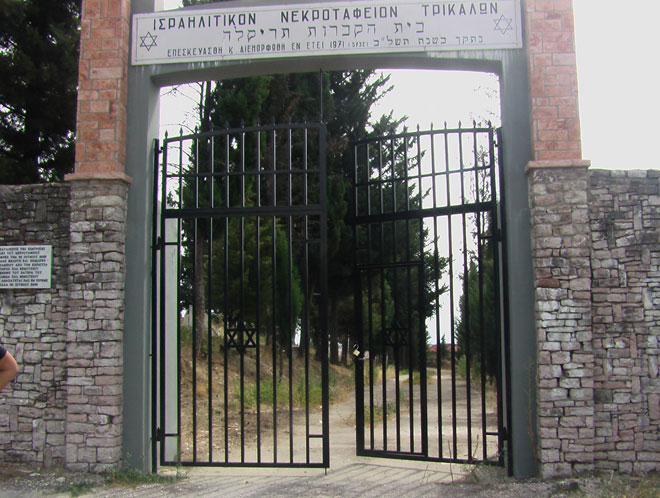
left=151, top=67, right=506, bottom=468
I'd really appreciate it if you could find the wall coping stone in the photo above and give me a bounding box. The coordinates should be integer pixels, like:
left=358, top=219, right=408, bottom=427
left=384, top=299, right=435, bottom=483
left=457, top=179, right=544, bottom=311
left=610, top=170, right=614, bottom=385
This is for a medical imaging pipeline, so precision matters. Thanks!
left=64, top=172, right=132, bottom=184
left=526, top=160, right=592, bottom=173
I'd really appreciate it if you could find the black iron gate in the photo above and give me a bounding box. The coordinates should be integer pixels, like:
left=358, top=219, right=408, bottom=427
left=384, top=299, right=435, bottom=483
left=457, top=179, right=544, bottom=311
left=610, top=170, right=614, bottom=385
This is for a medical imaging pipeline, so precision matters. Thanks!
left=152, top=121, right=329, bottom=468
left=352, top=124, right=507, bottom=465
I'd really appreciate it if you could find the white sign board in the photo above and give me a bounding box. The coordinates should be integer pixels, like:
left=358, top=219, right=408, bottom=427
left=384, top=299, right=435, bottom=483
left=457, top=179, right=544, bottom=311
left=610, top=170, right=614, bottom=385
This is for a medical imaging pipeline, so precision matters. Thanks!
left=132, top=0, right=522, bottom=65
left=0, top=246, right=52, bottom=289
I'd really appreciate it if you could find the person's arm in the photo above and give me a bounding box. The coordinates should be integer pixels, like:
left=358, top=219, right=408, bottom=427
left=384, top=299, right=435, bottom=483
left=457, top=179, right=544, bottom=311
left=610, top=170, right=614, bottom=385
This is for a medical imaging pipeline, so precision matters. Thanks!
left=0, top=350, right=18, bottom=391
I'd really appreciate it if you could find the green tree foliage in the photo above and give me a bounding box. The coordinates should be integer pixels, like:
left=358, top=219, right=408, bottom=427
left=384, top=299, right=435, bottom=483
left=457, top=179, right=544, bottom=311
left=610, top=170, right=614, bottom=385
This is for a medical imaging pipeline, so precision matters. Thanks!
left=177, top=0, right=410, bottom=365
left=454, top=220, right=499, bottom=381
left=0, top=0, right=80, bottom=183
left=355, top=136, right=449, bottom=369
left=178, top=70, right=397, bottom=362
left=176, top=59, right=449, bottom=369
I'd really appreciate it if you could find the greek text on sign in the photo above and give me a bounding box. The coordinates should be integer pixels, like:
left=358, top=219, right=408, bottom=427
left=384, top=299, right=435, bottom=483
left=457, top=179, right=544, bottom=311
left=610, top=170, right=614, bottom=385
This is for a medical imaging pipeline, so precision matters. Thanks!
left=0, top=246, right=52, bottom=289
left=132, top=0, right=522, bottom=65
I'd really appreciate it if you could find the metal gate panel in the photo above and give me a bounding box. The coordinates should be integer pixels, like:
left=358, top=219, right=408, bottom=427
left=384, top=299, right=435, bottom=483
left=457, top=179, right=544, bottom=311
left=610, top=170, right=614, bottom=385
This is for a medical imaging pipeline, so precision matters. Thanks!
left=152, top=122, right=328, bottom=468
left=352, top=124, right=506, bottom=465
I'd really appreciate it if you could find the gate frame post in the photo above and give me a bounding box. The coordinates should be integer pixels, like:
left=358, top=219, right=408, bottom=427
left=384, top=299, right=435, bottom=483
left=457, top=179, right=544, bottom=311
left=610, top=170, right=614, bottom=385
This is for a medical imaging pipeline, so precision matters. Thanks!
left=123, top=0, right=162, bottom=473
left=68, top=0, right=584, bottom=477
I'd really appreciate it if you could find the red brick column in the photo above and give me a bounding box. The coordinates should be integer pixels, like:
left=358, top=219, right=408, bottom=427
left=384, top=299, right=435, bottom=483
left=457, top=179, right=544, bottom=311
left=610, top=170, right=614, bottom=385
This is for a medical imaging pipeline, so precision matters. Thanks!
left=65, top=0, right=132, bottom=472
left=66, top=0, right=132, bottom=182
left=524, top=0, right=583, bottom=163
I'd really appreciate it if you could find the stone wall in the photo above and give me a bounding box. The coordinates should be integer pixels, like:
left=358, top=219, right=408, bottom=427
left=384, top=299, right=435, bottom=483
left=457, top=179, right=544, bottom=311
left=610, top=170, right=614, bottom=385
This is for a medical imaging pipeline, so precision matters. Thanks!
left=528, top=163, right=594, bottom=476
left=65, top=180, right=127, bottom=472
left=529, top=166, right=660, bottom=477
left=589, top=170, right=660, bottom=474
left=1, top=171, right=658, bottom=475
left=0, top=184, right=71, bottom=466
left=0, top=181, right=126, bottom=472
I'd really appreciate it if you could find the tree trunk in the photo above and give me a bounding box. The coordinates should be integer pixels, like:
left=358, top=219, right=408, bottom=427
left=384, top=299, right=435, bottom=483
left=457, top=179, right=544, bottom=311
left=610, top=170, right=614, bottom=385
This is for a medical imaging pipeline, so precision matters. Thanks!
left=341, top=331, right=348, bottom=365
left=192, top=81, right=212, bottom=360
left=193, top=225, right=206, bottom=359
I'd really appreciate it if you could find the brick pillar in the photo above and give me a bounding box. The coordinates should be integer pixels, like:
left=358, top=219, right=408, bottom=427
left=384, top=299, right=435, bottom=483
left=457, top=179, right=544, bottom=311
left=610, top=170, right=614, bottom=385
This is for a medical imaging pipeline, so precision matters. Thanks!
left=525, top=0, right=594, bottom=478
left=525, top=0, right=582, bottom=162
left=65, top=0, right=132, bottom=472
left=67, top=0, right=131, bottom=183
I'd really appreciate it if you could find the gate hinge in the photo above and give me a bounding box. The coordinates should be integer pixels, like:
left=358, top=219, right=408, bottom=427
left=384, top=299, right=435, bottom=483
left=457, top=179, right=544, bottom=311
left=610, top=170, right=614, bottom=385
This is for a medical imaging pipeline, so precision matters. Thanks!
left=153, top=236, right=164, bottom=251
left=155, top=426, right=165, bottom=442
left=479, top=229, right=502, bottom=242
left=501, top=426, right=509, bottom=441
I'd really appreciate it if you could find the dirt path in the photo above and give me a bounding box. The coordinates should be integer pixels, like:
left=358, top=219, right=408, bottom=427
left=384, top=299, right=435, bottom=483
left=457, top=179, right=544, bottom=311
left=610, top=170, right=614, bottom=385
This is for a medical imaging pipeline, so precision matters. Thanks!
left=231, top=367, right=500, bottom=468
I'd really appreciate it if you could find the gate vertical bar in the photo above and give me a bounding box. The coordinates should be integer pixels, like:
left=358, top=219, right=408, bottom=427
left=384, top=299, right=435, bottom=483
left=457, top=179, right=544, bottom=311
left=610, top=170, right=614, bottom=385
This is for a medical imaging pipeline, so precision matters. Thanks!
left=319, top=124, right=329, bottom=468
left=303, top=127, right=310, bottom=464
left=223, top=214, right=229, bottom=462
left=459, top=125, right=474, bottom=462
left=256, top=213, right=262, bottom=464
left=415, top=127, right=429, bottom=458
left=223, top=127, right=231, bottom=463
left=208, top=131, right=215, bottom=463
left=256, top=127, right=263, bottom=464
left=151, top=138, right=160, bottom=472
left=158, top=136, right=169, bottom=467
left=271, top=213, right=278, bottom=463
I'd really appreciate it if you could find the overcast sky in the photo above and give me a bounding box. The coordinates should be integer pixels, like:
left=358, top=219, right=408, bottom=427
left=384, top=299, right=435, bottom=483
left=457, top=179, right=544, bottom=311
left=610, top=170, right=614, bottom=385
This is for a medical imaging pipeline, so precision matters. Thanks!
left=160, top=0, right=660, bottom=171
left=573, top=0, right=660, bottom=170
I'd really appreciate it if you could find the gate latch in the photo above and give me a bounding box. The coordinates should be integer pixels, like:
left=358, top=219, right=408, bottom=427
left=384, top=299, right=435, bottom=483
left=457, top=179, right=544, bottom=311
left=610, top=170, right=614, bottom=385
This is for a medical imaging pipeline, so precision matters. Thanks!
left=153, top=236, right=164, bottom=251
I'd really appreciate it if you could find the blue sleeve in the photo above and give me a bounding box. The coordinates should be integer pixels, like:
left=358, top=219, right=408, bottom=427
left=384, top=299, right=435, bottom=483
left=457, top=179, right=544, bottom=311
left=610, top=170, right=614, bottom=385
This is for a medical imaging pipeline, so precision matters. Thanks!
left=0, top=346, right=6, bottom=360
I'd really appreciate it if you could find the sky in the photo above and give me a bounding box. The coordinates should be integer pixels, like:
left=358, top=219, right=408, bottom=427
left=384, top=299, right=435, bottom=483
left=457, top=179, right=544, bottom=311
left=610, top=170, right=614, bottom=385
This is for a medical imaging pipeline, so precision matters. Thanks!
left=160, top=0, right=660, bottom=171
left=573, top=0, right=660, bottom=171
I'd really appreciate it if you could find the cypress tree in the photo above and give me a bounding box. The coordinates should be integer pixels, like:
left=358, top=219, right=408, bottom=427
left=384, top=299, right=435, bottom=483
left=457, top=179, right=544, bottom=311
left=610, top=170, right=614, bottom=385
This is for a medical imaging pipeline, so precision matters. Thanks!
left=0, top=0, right=80, bottom=183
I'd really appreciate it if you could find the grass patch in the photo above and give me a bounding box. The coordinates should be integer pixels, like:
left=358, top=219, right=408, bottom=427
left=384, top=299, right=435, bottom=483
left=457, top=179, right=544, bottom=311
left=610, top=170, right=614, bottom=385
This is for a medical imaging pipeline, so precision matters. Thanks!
left=358, top=401, right=397, bottom=426
left=549, top=480, right=584, bottom=497
left=237, top=362, right=352, bottom=410
left=63, top=481, right=97, bottom=497
left=55, top=464, right=184, bottom=497
left=598, top=472, right=660, bottom=498
left=104, top=464, right=182, bottom=487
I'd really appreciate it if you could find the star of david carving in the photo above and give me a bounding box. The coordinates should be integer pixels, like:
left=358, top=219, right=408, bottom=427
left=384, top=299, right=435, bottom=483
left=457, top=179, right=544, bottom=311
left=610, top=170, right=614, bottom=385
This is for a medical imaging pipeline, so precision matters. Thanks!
left=493, top=15, right=513, bottom=35
left=226, top=323, right=257, bottom=353
left=139, top=31, right=158, bottom=52
left=384, top=323, right=408, bottom=348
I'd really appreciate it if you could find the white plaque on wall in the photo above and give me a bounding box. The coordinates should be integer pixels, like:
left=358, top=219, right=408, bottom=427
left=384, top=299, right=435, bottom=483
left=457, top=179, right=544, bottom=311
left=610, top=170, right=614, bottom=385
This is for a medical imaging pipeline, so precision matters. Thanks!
left=132, top=0, right=522, bottom=65
left=0, top=245, right=53, bottom=289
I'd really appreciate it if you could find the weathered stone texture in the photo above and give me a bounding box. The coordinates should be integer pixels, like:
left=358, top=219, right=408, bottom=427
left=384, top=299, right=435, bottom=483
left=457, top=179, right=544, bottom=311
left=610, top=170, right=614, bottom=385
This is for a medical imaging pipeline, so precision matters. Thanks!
left=65, top=180, right=128, bottom=472
left=589, top=170, right=660, bottom=475
left=0, top=181, right=127, bottom=472
left=0, top=184, right=71, bottom=466
left=528, top=165, right=594, bottom=477
left=530, top=167, right=660, bottom=477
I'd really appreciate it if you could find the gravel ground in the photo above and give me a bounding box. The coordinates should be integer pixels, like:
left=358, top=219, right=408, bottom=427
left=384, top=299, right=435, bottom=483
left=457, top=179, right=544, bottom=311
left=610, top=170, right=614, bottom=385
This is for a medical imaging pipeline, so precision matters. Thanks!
left=1, top=462, right=657, bottom=498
